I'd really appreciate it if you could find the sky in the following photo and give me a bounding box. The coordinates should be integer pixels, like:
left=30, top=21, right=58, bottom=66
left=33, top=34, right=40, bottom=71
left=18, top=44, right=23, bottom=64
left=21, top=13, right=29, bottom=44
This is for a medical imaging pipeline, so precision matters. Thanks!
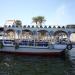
left=0, top=0, right=75, bottom=26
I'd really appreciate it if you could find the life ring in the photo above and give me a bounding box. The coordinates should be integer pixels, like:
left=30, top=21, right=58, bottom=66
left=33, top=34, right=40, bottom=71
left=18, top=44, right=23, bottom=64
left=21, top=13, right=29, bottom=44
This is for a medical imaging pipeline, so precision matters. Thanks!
left=66, top=44, right=72, bottom=50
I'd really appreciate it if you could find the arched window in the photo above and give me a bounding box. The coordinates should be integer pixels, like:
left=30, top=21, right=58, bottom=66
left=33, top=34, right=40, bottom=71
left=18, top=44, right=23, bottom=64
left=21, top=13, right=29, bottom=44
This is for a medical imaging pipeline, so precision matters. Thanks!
left=22, top=29, right=33, bottom=40
left=5, top=29, right=15, bottom=40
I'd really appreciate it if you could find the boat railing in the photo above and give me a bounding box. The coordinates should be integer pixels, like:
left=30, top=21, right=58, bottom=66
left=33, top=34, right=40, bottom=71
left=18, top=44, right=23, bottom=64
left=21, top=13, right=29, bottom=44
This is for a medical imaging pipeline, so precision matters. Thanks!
left=18, top=40, right=49, bottom=47
left=1, top=39, right=71, bottom=50
left=2, top=40, right=15, bottom=46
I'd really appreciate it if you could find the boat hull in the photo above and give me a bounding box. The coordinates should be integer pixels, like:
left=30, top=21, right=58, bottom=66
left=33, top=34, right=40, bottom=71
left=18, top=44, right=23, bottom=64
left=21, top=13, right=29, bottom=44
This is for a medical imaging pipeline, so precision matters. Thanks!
left=0, top=47, right=64, bottom=57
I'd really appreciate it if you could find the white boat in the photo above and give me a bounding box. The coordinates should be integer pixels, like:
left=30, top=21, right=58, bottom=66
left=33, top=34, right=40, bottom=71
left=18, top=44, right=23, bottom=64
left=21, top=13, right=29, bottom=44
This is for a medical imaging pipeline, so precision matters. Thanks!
left=0, top=40, right=65, bottom=56
left=0, top=20, right=75, bottom=56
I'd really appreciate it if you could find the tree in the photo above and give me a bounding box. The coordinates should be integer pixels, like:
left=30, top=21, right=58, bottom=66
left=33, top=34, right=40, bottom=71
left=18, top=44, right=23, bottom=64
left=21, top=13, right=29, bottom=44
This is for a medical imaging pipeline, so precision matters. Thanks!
left=32, top=16, right=46, bottom=26
left=37, top=16, right=46, bottom=25
left=32, top=17, right=38, bottom=25
left=15, top=20, right=22, bottom=27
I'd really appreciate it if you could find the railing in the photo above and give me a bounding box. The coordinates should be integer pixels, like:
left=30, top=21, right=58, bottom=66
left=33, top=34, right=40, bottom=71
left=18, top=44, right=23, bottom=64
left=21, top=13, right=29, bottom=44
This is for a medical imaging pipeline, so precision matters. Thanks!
left=19, top=40, right=49, bottom=47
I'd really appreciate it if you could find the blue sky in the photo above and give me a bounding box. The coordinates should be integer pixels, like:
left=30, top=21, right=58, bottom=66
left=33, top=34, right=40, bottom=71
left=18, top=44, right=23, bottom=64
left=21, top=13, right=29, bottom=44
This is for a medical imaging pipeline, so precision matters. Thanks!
left=0, top=0, right=75, bottom=26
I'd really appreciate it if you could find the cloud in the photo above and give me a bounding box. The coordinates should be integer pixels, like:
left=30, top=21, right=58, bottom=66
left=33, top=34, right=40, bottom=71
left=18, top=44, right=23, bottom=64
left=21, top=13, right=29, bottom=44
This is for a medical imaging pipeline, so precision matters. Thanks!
left=50, top=4, right=67, bottom=25
left=56, top=5, right=65, bottom=17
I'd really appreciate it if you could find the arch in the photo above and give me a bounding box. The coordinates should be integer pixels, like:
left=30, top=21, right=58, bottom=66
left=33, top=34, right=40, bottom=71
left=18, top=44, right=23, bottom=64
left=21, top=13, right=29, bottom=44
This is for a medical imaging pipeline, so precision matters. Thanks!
left=6, top=29, right=15, bottom=33
left=5, top=29, right=15, bottom=40
left=37, top=30, right=49, bottom=41
left=38, top=30, right=48, bottom=32
left=70, top=32, right=75, bottom=42
left=22, top=29, right=33, bottom=35
left=54, top=30, right=68, bottom=36
left=49, top=31, right=54, bottom=36
left=38, top=30, right=49, bottom=36
left=53, top=30, right=68, bottom=43
left=22, top=29, right=33, bottom=40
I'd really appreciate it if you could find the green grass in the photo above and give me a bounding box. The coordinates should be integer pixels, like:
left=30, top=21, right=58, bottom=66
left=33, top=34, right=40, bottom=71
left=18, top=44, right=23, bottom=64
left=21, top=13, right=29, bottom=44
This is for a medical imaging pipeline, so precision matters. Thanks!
left=0, top=54, right=70, bottom=75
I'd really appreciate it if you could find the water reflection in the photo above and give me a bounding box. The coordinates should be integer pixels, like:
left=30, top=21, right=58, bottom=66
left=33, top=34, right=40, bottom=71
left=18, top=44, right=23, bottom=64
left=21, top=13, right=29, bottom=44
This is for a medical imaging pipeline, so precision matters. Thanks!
left=0, top=54, right=70, bottom=75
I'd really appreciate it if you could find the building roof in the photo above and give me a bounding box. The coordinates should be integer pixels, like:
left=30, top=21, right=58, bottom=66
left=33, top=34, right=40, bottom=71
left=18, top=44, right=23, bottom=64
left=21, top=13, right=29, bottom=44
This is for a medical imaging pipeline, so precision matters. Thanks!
left=4, top=20, right=16, bottom=25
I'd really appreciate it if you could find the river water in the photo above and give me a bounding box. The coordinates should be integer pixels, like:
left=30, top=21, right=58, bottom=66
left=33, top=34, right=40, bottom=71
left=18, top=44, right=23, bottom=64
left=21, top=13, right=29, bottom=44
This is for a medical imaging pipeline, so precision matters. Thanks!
left=0, top=53, right=73, bottom=75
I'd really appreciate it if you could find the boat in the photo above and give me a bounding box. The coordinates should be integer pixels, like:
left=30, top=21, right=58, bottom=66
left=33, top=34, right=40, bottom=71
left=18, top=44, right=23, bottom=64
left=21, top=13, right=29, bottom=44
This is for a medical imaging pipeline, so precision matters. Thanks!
left=0, top=20, right=75, bottom=56
left=0, top=40, right=65, bottom=56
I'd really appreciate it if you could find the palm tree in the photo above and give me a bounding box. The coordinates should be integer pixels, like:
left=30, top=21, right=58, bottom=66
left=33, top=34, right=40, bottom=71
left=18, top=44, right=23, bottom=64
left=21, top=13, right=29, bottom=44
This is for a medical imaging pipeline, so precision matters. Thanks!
left=15, top=20, right=22, bottom=27
left=32, top=17, right=38, bottom=25
left=32, top=16, right=46, bottom=26
left=37, top=16, right=46, bottom=26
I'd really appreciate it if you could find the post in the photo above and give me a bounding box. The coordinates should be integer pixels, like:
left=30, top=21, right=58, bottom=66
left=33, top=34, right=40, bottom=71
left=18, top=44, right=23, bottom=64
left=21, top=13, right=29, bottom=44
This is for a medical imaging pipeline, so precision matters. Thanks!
left=33, top=31, right=36, bottom=47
